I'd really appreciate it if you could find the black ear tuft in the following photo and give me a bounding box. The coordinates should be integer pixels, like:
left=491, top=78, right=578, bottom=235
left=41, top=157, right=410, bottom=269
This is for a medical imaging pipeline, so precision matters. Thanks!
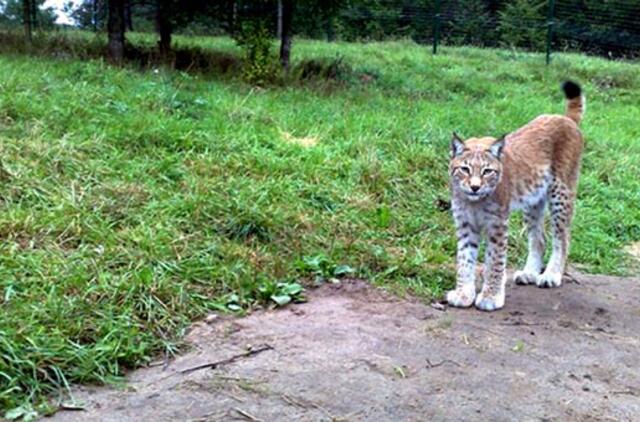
left=489, top=136, right=505, bottom=159
left=451, top=132, right=465, bottom=157
left=562, top=80, right=581, bottom=99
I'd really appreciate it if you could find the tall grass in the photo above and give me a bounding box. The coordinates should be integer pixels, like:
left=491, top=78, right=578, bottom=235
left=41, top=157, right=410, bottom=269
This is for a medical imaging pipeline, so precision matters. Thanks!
left=1, top=33, right=639, bottom=412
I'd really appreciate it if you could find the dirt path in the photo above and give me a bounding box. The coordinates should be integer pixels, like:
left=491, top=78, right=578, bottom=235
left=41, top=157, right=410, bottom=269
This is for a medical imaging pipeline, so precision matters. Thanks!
left=48, top=272, right=640, bottom=422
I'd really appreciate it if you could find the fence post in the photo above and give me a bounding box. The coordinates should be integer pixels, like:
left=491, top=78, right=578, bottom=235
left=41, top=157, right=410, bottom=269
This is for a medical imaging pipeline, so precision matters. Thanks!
left=546, top=0, right=556, bottom=65
left=433, top=0, right=441, bottom=54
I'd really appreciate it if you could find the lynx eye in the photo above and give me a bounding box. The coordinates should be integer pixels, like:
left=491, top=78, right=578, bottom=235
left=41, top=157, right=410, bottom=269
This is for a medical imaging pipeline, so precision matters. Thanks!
left=482, top=168, right=496, bottom=177
left=458, top=166, right=471, bottom=175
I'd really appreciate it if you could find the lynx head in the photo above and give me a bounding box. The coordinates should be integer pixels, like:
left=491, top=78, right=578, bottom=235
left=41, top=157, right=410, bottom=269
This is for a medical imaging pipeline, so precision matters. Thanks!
left=449, top=132, right=505, bottom=201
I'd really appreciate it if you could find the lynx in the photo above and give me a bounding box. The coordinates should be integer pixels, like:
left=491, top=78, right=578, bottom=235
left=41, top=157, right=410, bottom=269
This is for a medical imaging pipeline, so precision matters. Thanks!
left=447, top=81, right=585, bottom=311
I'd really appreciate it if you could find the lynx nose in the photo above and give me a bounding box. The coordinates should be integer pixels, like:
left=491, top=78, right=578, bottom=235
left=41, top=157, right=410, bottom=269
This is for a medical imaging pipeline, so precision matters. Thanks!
left=470, top=185, right=480, bottom=193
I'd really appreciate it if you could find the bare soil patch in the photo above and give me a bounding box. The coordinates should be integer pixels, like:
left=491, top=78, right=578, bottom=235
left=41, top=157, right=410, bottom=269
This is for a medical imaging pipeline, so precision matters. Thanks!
left=48, top=272, right=640, bottom=421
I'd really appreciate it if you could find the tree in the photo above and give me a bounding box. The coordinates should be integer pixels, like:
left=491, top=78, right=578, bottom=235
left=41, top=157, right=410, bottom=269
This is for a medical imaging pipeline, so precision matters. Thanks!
left=0, top=0, right=55, bottom=32
left=276, top=0, right=282, bottom=39
left=156, top=0, right=172, bottom=55
left=70, top=0, right=107, bottom=30
left=498, top=0, right=546, bottom=50
left=151, top=0, right=211, bottom=55
left=447, top=0, right=494, bottom=46
left=124, top=0, right=133, bottom=30
left=23, top=0, right=32, bottom=42
left=279, top=0, right=293, bottom=71
left=107, top=0, right=126, bottom=63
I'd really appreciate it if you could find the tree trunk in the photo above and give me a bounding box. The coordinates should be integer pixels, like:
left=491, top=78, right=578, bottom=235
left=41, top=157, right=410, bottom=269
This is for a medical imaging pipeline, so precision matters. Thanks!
left=107, top=0, right=126, bottom=64
left=92, top=0, right=98, bottom=31
left=227, top=0, right=237, bottom=36
left=124, top=0, right=133, bottom=31
left=277, top=0, right=283, bottom=39
left=326, top=15, right=335, bottom=42
left=30, top=0, right=37, bottom=30
left=279, top=0, right=294, bottom=72
left=23, top=0, right=32, bottom=43
left=156, top=0, right=172, bottom=55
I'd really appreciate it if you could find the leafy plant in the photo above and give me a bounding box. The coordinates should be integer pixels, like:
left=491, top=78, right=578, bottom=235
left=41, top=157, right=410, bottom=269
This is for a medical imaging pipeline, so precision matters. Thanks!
left=295, top=255, right=356, bottom=284
left=258, top=280, right=305, bottom=307
left=234, top=21, right=279, bottom=85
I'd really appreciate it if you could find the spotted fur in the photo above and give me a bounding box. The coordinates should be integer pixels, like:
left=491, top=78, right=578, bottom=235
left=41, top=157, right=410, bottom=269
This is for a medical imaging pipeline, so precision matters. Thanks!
left=447, top=81, right=585, bottom=311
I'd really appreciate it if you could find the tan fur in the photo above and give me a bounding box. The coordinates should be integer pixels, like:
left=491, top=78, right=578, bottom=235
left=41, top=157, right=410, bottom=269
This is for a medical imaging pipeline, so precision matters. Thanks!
left=566, top=96, right=585, bottom=124
left=446, top=83, right=585, bottom=311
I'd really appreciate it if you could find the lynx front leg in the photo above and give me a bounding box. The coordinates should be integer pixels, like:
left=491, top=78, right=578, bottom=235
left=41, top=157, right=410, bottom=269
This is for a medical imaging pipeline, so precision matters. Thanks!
left=447, top=220, right=480, bottom=308
left=476, top=221, right=508, bottom=311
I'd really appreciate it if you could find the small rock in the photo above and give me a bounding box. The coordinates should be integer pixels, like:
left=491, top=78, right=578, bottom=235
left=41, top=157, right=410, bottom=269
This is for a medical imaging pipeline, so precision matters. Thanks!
left=204, top=314, right=219, bottom=324
left=430, top=302, right=446, bottom=311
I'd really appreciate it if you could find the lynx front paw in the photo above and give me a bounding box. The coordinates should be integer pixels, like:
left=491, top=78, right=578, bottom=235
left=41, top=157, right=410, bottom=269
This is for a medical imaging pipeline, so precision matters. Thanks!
left=514, top=270, right=537, bottom=285
left=536, top=272, right=562, bottom=288
left=446, top=288, right=476, bottom=308
left=474, top=290, right=505, bottom=312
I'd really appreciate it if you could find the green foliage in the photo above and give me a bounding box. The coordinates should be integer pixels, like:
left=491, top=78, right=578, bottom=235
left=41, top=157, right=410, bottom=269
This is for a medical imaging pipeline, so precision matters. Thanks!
left=258, top=280, right=305, bottom=307
left=553, top=0, right=640, bottom=57
left=295, top=255, right=355, bottom=284
left=446, top=0, right=495, bottom=46
left=0, top=33, right=639, bottom=412
left=0, top=0, right=57, bottom=29
left=234, top=21, right=279, bottom=85
left=498, top=0, right=546, bottom=50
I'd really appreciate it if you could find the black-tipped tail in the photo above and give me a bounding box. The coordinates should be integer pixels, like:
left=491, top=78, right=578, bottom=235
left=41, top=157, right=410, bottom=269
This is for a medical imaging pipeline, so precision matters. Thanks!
left=562, top=80, right=581, bottom=99
left=562, top=80, right=584, bottom=124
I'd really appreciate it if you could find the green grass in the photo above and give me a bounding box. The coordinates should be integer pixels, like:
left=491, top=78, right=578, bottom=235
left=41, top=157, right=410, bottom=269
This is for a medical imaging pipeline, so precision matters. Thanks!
left=1, top=33, right=639, bottom=413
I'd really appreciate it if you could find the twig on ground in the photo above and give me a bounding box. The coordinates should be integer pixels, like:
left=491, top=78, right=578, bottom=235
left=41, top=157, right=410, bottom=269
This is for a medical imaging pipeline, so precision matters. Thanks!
left=426, top=358, right=461, bottom=369
left=281, top=394, right=308, bottom=409
left=163, top=349, right=170, bottom=371
left=187, top=410, right=229, bottom=422
left=499, top=321, right=543, bottom=327
left=58, top=402, right=85, bottom=411
left=233, top=407, right=263, bottom=421
left=307, top=400, right=334, bottom=418
left=563, top=272, right=580, bottom=284
left=224, top=391, right=246, bottom=403
left=611, top=389, right=637, bottom=396
left=179, top=344, right=273, bottom=375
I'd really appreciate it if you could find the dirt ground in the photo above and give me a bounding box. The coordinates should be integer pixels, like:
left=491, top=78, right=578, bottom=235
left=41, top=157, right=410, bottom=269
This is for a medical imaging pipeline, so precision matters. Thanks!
left=47, top=271, right=640, bottom=422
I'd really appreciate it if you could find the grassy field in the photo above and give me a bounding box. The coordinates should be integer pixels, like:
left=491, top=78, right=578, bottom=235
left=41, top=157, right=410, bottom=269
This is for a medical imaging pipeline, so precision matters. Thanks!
left=1, top=33, right=639, bottom=413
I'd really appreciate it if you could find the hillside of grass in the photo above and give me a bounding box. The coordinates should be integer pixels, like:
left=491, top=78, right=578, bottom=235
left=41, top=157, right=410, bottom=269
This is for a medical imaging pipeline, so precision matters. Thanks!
left=1, top=34, right=639, bottom=412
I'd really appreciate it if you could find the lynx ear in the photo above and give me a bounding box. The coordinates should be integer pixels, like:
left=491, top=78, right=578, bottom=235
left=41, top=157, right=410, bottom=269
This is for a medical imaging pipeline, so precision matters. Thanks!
left=451, top=132, right=465, bottom=158
left=489, top=136, right=506, bottom=159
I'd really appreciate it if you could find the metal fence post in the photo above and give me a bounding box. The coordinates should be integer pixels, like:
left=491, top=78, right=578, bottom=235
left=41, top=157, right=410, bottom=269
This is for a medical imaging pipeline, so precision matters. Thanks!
left=433, top=0, right=441, bottom=54
left=546, top=0, right=556, bottom=65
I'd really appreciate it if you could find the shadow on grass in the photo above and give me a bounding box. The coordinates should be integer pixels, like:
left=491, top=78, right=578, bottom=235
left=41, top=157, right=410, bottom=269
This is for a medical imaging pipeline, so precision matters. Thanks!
left=0, top=30, right=373, bottom=88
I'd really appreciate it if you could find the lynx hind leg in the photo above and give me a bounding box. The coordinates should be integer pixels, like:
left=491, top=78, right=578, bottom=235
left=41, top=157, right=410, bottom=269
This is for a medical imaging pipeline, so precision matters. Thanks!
left=514, top=200, right=546, bottom=285
left=537, top=182, right=574, bottom=288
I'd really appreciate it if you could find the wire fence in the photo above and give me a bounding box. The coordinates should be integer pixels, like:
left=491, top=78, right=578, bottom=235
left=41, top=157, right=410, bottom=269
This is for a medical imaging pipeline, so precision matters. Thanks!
left=1, top=0, right=638, bottom=63
left=313, top=0, right=640, bottom=62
